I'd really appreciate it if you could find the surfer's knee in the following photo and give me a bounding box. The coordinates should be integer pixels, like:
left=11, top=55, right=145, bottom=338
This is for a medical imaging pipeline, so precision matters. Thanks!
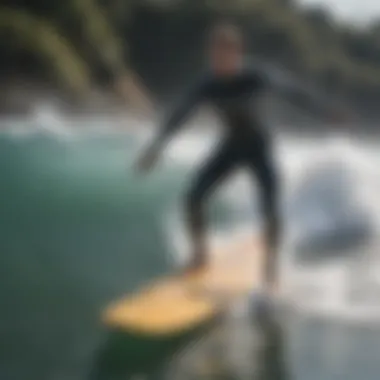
left=259, top=165, right=280, bottom=216
left=185, top=186, right=205, bottom=223
left=260, top=183, right=277, bottom=221
left=259, top=173, right=282, bottom=244
left=186, top=176, right=211, bottom=210
left=186, top=188, right=200, bottom=210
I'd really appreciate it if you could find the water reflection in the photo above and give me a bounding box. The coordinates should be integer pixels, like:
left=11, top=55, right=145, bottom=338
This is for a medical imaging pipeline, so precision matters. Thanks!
left=255, top=316, right=290, bottom=380
left=169, top=310, right=291, bottom=380
left=90, top=308, right=291, bottom=380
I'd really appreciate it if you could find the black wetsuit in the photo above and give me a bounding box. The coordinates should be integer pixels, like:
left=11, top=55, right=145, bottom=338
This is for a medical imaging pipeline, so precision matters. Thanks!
left=154, top=63, right=333, bottom=263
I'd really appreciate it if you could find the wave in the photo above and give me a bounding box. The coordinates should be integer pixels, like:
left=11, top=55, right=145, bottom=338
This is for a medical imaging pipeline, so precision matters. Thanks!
left=1, top=123, right=380, bottom=331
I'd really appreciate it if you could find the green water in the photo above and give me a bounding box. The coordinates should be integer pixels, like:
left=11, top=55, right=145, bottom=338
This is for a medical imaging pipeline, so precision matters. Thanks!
left=1, top=131, right=380, bottom=380
left=0, top=132, right=232, bottom=380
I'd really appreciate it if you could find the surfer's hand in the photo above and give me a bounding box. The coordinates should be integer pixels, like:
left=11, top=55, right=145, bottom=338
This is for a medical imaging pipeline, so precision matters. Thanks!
left=135, top=145, right=160, bottom=173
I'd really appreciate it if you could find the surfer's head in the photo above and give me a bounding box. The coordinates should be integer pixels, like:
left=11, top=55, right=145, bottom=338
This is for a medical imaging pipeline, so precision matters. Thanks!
left=207, top=22, right=244, bottom=77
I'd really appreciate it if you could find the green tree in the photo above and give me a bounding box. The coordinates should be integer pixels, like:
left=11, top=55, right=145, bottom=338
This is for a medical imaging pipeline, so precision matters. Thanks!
left=0, top=7, right=91, bottom=94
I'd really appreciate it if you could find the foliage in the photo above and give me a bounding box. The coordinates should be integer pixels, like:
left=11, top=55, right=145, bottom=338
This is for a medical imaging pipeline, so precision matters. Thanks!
left=1, top=0, right=380, bottom=116
left=0, top=0, right=130, bottom=98
left=0, top=7, right=91, bottom=94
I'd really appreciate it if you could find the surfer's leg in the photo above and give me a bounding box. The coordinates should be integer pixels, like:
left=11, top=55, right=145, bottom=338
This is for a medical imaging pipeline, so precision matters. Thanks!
left=185, top=141, right=237, bottom=273
left=261, top=167, right=281, bottom=291
left=247, top=144, right=281, bottom=291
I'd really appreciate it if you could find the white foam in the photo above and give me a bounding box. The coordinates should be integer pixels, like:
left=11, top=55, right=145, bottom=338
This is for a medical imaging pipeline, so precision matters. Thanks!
left=160, top=129, right=380, bottom=324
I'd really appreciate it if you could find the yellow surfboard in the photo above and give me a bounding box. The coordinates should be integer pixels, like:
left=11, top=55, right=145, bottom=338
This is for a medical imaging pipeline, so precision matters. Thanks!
left=103, top=237, right=264, bottom=336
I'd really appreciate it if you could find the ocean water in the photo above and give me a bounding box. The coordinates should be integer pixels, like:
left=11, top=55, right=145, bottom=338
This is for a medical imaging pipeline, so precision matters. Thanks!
left=1, top=114, right=380, bottom=380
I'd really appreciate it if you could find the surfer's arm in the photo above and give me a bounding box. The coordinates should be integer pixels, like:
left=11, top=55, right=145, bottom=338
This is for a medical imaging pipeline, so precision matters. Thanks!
left=151, top=78, right=209, bottom=151
left=136, top=77, right=208, bottom=172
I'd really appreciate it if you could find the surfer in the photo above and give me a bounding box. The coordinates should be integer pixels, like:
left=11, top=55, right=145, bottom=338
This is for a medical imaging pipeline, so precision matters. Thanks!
left=136, top=23, right=346, bottom=297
